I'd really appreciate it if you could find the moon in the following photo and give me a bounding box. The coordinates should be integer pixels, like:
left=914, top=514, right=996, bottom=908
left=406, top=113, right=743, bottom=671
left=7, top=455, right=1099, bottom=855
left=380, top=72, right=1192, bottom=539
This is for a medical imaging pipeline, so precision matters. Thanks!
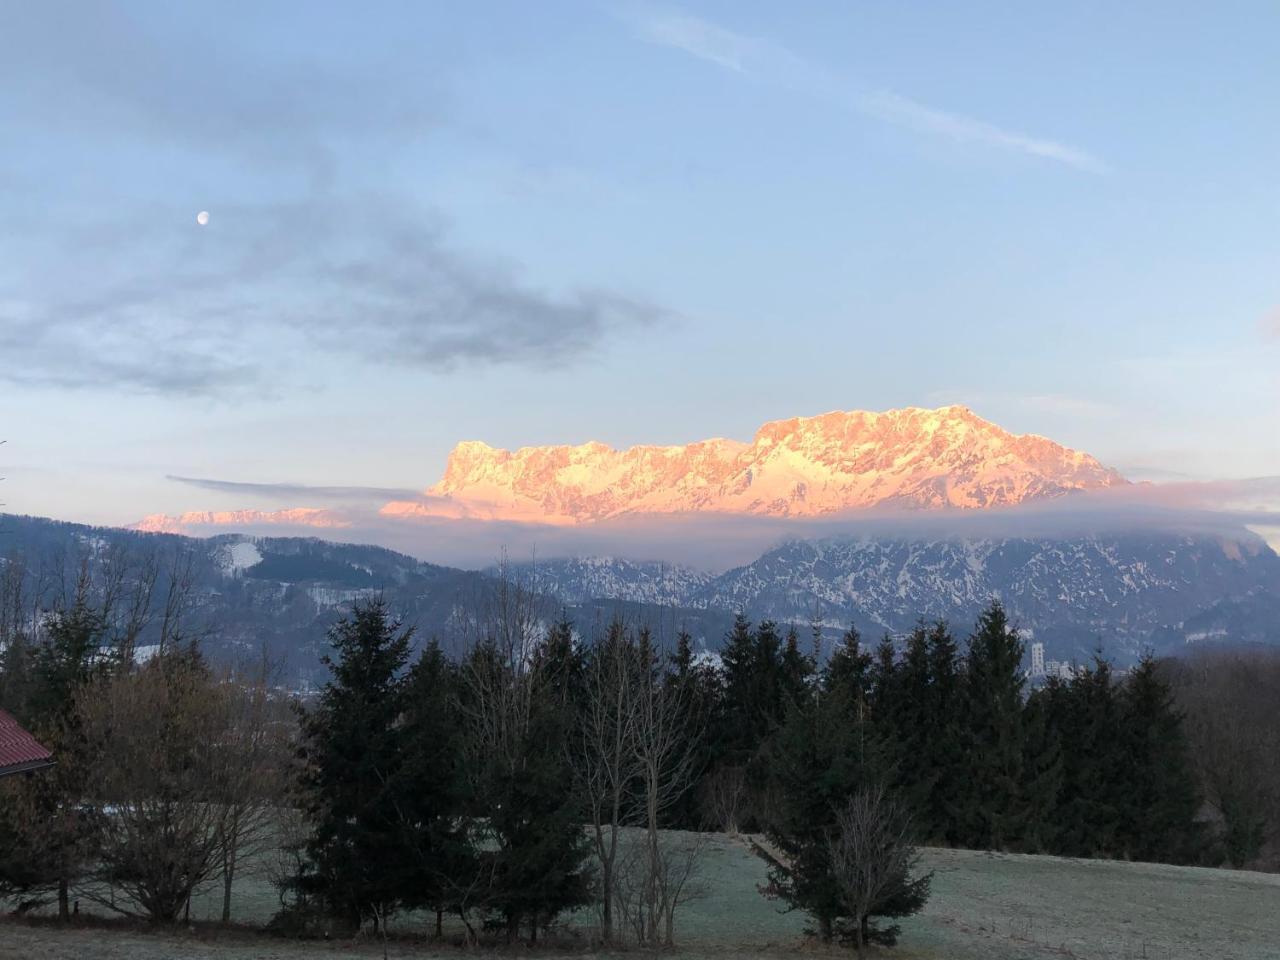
left=196, top=210, right=210, bottom=226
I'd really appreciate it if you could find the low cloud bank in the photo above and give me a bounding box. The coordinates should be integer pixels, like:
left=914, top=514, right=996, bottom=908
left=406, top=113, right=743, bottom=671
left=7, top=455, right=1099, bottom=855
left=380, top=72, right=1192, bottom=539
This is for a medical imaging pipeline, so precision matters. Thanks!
left=142, top=476, right=1280, bottom=572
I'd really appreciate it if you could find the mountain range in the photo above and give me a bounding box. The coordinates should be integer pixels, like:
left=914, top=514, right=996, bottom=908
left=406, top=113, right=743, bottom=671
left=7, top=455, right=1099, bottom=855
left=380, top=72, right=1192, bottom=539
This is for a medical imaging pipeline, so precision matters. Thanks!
left=135, top=405, right=1130, bottom=532
left=3, top=514, right=1277, bottom=689
left=382, top=405, right=1128, bottom=523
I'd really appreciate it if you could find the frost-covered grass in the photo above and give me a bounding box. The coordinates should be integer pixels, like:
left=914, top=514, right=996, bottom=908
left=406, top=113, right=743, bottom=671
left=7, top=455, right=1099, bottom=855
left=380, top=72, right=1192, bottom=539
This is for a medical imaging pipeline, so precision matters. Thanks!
left=4, top=833, right=1278, bottom=959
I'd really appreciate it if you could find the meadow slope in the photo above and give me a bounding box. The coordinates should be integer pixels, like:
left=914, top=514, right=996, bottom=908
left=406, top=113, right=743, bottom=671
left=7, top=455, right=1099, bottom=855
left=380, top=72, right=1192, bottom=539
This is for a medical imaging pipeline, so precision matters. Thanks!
left=2, top=837, right=1276, bottom=960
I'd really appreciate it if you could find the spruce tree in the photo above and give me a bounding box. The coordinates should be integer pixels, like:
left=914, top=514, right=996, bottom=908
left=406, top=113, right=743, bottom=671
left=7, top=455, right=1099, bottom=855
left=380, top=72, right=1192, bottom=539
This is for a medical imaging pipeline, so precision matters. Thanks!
left=958, top=602, right=1027, bottom=851
left=295, top=598, right=412, bottom=931
left=761, top=675, right=886, bottom=942
left=1054, top=653, right=1126, bottom=858
left=396, top=640, right=470, bottom=933
left=1019, top=681, right=1065, bottom=853
left=923, top=621, right=966, bottom=846
left=888, top=625, right=937, bottom=835
left=824, top=626, right=872, bottom=705
left=1116, top=655, right=1202, bottom=863
left=668, top=627, right=716, bottom=829
left=780, top=625, right=813, bottom=707
left=462, top=625, right=592, bottom=941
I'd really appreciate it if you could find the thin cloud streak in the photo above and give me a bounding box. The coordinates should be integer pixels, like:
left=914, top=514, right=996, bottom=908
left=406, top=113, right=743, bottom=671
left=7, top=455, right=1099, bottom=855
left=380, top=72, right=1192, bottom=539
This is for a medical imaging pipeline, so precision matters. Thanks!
left=858, top=90, right=1110, bottom=175
left=167, top=476, right=422, bottom=504
left=630, top=6, right=1109, bottom=174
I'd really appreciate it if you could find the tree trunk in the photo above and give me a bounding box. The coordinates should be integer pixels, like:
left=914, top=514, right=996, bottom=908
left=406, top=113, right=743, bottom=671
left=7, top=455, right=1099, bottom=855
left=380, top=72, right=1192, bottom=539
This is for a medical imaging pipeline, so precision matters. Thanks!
left=818, top=915, right=833, bottom=943
left=221, top=840, right=236, bottom=923
left=600, top=861, right=614, bottom=943
left=57, top=877, right=69, bottom=921
left=435, top=907, right=443, bottom=938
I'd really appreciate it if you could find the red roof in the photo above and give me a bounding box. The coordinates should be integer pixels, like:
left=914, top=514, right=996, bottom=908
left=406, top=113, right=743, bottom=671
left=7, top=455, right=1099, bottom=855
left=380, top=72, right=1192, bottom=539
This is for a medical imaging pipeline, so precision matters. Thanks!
left=0, top=708, right=54, bottom=777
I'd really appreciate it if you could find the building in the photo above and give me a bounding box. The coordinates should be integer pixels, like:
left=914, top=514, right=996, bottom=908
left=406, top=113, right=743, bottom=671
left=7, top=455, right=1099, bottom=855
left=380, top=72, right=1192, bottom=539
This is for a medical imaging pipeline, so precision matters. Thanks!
left=0, top=708, right=54, bottom=778
left=1030, top=641, right=1046, bottom=677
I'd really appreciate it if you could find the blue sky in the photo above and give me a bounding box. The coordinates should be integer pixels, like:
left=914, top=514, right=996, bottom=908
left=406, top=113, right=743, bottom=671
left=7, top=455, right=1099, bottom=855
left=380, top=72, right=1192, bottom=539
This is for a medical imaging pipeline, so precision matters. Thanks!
left=2, top=1, right=1278, bottom=527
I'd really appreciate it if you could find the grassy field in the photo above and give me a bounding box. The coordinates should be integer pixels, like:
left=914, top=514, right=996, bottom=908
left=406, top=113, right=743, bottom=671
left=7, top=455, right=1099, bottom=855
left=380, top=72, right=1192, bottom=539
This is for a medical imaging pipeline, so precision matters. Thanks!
left=2, top=834, right=1277, bottom=959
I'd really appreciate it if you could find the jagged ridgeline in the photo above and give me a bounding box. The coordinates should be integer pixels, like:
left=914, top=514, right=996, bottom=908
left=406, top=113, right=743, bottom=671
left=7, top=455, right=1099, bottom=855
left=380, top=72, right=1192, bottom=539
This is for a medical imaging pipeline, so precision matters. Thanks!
left=2, top=513, right=1278, bottom=689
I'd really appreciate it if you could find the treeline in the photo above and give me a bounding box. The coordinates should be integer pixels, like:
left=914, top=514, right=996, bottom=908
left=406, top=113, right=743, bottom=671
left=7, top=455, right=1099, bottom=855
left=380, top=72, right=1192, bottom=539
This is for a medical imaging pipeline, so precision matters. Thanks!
left=1, top=547, right=1277, bottom=950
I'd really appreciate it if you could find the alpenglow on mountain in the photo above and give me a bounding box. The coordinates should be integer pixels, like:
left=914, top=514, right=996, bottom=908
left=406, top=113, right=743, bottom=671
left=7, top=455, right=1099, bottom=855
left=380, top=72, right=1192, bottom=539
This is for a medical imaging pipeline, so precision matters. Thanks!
left=380, top=405, right=1127, bottom=524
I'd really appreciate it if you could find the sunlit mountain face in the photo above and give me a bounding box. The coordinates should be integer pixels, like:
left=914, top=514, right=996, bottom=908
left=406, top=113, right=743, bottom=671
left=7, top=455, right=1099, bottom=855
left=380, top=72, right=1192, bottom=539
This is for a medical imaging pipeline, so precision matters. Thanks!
left=137, top=405, right=1128, bottom=533
left=378, top=405, right=1128, bottom=524
left=135, top=508, right=350, bottom=533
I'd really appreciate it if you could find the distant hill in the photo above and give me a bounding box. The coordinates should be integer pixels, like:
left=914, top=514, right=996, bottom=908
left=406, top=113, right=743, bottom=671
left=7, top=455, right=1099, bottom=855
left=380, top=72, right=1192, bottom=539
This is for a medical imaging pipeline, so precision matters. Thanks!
left=4, top=514, right=1277, bottom=683
left=0, top=514, right=733, bottom=688
left=515, top=532, right=1280, bottom=663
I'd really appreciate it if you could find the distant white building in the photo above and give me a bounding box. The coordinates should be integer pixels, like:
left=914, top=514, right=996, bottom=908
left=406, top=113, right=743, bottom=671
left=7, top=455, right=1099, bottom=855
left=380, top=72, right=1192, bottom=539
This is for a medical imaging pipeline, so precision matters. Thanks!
left=1044, top=659, right=1075, bottom=680
left=1030, top=642, right=1046, bottom=677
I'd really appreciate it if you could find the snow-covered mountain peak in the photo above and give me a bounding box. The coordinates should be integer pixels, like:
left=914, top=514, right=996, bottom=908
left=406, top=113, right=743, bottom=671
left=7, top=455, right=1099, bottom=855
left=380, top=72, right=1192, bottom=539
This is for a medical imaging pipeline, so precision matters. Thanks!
left=387, top=405, right=1127, bottom=524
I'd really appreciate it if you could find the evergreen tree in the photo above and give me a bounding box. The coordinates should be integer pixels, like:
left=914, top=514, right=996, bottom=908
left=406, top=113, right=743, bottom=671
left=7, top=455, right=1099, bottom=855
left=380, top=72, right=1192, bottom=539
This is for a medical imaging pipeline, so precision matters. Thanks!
left=295, top=598, right=412, bottom=931
left=958, top=602, right=1027, bottom=850
left=396, top=640, right=470, bottom=934
left=717, top=613, right=758, bottom=767
left=1053, top=653, right=1127, bottom=858
left=824, top=626, right=872, bottom=706
left=868, top=634, right=898, bottom=723
left=887, top=625, right=937, bottom=834
left=761, top=676, right=887, bottom=942
left=462, top=626, right=592, bottom=941
left=923, top=622, right=966, bottom=845
left=780, top=625, right=813, bottom=707
left=1019, top=681, right=1065, bottom=853
left=668, top=627, right=717, bottom=829
left=1116, top=655, right=1202, bottom=863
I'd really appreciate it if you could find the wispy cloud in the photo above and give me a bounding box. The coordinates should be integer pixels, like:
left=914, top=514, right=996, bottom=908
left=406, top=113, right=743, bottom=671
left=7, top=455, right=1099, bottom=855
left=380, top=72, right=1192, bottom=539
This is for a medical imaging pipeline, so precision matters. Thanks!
left=167, top=476, right=421, bottom=504
left=629, top=7, right=1109, bottom=175
left=0, top=199, right=667, bottom=397
left=0, top=5, right=668, bottom=397
left=634, top=11, right=766, bottom=72
left=858, top=91, right=1110, bottom=175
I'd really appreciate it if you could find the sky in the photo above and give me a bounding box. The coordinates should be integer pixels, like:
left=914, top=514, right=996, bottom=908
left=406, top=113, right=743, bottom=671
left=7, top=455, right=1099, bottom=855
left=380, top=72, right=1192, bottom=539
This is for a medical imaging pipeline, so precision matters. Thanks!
left=2, top=1, right=1278, bottom=536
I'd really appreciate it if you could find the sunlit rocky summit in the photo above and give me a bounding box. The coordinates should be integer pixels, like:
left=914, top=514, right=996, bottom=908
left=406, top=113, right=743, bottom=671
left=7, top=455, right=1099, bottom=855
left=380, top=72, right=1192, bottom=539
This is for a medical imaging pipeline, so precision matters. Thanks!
left=135, top=508, right=349, bottom=534
left=380, top=405, right=1127, bottom=524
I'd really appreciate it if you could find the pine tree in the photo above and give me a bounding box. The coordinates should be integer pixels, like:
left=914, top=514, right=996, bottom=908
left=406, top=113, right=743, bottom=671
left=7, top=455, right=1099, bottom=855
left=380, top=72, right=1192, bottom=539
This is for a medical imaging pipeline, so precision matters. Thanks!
left=1116, top=655, right=1202, bottom=863
left=958, top=602, right=1027, bottom=851
left=295, top=598, right=413, bottom=931
left=462, top=624, right=592, bottom=942
left=667, top=628, right=716, bottom=829
left=780, top=625, right=813, bottom=708
left=761, top=676, right=887, bottom=942
left=888, top=625, right=937, bottom=835
left=923, top=621, right=966, bottom=846
left=396, top=640, right=470, bottom=933
left=718, top=613, right=758, bottom=767
left=824, top=626, right=872, bottom=705
left=1053, top=653, right=1126, bottom=858
left=1019, top=681, right=1064, bottom=853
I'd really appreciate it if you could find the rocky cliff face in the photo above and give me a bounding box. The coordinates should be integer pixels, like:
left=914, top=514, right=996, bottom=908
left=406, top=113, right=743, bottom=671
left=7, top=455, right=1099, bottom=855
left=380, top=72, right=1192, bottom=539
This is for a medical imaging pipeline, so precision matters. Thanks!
left=384, top=405, right=1127, bottom=524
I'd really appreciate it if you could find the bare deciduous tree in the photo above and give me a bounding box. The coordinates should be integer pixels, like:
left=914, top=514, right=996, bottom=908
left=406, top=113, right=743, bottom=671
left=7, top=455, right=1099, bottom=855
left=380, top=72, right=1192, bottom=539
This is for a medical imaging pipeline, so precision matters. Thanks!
left=826, top=785, right=932, bottom=955
left=213, top=650, right=292, bottom=922
left=575, top=620, right=642, bottom=945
